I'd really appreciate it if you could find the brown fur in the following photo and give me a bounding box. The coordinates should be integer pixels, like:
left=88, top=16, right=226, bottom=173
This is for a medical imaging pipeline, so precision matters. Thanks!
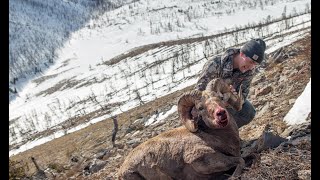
left=118, top=126, right=242, bottom=179
left=118, top=79, right=244, bottom=179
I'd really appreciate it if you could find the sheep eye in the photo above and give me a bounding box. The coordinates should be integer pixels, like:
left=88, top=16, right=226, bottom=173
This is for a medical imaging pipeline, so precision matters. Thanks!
left=198, top=106, right=204, bottom=111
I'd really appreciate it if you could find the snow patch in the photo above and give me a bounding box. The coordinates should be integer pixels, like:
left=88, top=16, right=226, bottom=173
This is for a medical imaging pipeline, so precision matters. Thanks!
left=283, top=78, right=311, bottom=125
left=145, top=105, right=177, bottom=126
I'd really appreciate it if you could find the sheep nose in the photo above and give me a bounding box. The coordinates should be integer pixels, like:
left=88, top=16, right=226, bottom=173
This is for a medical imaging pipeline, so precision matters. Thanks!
left=216, top=109, right=226, bottom=116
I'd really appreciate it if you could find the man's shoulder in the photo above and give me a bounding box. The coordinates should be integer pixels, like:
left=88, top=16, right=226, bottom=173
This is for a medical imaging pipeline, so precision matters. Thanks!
left=206, top=48, right=240, bottom=68
left=221, top=48, right=240, bottom=61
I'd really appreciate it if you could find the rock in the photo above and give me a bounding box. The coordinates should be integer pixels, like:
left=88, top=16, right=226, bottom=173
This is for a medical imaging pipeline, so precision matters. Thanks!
left=288, top=69, right=299, bottom=78
left=126, top=138, right=141, bottom=148
left=274, top=52, right=285, bottom=63
left=131, top=118, right=145, bottom=129
left=151, top=131, right=158, bottom=137
left=90, top=159, right=107, bottom=174
left=255, top=129, right=287, bottom=152
left=278, top=74, right=288, bottom=83
left=71, top=156, right=79, bottom=163
left=285, top=86, right=294, bottom=95
left=298, top=170, right=311, bottom=180
left=251, top=75, right=266, bottom=86
left=241, top=124, right=287, bottom=157
left=83, top=159, right=107, bottom=175
left=288, top=99, right=296, bottom=105
left=32, top=170, right=47, bottom=180
left=288, top=51, right=298, bottom=57
left=95, top=149, right=109, bottom=160
left=256, top=86, right=272, bottom=96
left=131, top=130, right=141, bottom=137
left=255, top=102, right=270, bottom=118
left=112, top=154, right=123, bottom=161
left=290, top=135, right=311, bottom=147
left=271, top=47, right=283, bottom=60
left=281, top=120, right=311, bottom=138
left=116, top=143, right=125, bottom=149
left=124, top=127, right=134, bottom=135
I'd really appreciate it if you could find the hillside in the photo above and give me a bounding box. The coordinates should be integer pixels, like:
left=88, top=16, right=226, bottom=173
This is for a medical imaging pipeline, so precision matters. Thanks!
left=9, top=34, right=311, bottom=179
left=9, top=10, right=311, bottom=153
left=9, top=0, right=311, bottom=179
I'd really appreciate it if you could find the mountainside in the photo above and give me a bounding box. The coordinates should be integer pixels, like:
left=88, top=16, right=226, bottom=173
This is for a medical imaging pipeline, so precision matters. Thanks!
left=9, top=0, right=136, bottom=99
left=9, top=33, right=310, bottom=179
left=9, top=0, right=311, bottom=179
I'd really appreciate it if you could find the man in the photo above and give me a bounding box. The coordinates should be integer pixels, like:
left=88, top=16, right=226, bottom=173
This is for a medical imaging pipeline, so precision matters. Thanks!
left=195, top=38, right=266, bottom=128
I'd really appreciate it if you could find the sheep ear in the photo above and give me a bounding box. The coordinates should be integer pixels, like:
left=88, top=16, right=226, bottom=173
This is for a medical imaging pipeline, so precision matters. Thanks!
left=178, top=90, right=202, bottom=132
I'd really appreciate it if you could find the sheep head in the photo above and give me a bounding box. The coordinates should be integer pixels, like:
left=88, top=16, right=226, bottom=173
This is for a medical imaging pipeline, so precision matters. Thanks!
left=178, top=78, right=244, bottom=132
left=200, top=95, right=232, bottom=129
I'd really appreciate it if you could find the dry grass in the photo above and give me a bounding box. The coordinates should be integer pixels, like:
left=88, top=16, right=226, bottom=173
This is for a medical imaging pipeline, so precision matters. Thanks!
left=241, top=138, right=311, bottom=179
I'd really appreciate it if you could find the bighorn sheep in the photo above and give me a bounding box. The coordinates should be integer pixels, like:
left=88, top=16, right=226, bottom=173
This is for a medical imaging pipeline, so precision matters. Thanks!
left=118, top=78, right=244, bottom=179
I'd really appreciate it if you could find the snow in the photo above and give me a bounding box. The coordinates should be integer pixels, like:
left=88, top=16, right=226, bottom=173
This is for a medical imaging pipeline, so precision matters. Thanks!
left=283, top=78, right=311, bottom=126
left=9, top=0, right=311, bottom=157
left=145, top=105, right=177, bottom=126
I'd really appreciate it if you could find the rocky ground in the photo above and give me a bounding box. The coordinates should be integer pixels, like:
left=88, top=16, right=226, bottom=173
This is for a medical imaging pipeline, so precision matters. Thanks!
left=9, top=34, right=311, bottom=180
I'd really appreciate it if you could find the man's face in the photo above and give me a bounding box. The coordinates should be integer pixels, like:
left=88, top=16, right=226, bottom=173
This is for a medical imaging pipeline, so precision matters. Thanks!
left=238, top=52, right=259, bottom=73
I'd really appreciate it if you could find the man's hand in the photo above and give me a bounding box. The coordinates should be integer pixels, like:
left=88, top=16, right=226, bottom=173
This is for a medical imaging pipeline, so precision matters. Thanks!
left=229, top=85, right=237, bottom=95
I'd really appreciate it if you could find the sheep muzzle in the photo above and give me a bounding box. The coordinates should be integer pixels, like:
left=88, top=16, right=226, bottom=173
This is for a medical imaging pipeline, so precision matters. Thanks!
left=214, top=107, right=229, bottom=127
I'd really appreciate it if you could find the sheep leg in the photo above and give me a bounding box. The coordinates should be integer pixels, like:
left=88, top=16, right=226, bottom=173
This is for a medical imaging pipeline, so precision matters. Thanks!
left=228, top=157, right=245, bottom=179
left=138, top=166, right=173, bottom=180
left=190, top=152, right=242, bottom=175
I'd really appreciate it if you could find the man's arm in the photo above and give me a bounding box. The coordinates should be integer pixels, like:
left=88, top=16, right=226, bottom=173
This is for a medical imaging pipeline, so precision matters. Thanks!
left=195, top=56, right=221, bottom=91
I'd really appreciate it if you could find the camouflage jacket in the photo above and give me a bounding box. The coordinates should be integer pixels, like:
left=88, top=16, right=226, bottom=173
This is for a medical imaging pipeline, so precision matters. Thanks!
left=195, top=48, right=255, bottom=100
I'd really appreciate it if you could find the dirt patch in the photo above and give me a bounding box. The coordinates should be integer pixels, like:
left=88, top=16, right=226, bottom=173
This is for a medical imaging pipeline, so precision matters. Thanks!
left=35, top=76, right=79, bottom=97
left=32, top=74, right=58, bottom=86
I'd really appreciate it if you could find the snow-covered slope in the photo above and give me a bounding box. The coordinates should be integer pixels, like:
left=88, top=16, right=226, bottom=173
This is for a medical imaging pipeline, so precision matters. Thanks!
left=9, top=0, right=135, bottom=98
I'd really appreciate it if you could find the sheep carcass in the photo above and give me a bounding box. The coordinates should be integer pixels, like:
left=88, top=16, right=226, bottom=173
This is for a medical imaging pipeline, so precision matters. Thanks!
left=118, top=78, right=244, bottom=180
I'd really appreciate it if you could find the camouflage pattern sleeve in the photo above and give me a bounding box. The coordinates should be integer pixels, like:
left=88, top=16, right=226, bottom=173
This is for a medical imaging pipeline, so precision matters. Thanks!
left=195, top=56, right=222, bottom=91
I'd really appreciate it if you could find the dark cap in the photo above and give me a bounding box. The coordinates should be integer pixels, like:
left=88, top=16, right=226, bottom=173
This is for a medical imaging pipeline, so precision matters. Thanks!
left=240, top=38, right=266, bottom=64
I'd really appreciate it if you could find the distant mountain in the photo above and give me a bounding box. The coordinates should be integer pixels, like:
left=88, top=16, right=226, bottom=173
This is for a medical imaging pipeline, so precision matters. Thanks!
left=9, top=0, right=135, bottom=99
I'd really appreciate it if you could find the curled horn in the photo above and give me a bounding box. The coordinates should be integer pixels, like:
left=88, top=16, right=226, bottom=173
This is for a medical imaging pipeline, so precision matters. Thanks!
left=205, top=78, right=225, bottom=98
left=178, top=90, right=202, bottom=132
left=205, top=78, right=244, bottom=111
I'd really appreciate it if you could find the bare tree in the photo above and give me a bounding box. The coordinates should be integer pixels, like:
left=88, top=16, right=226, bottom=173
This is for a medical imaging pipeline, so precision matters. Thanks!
left=31, top=157, right=46, bottom=179
left=111, top=116, right=118, bottom=147
left=89, top=89, right=106, bottom=112
left=134, top=89, right=144, bottom=106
